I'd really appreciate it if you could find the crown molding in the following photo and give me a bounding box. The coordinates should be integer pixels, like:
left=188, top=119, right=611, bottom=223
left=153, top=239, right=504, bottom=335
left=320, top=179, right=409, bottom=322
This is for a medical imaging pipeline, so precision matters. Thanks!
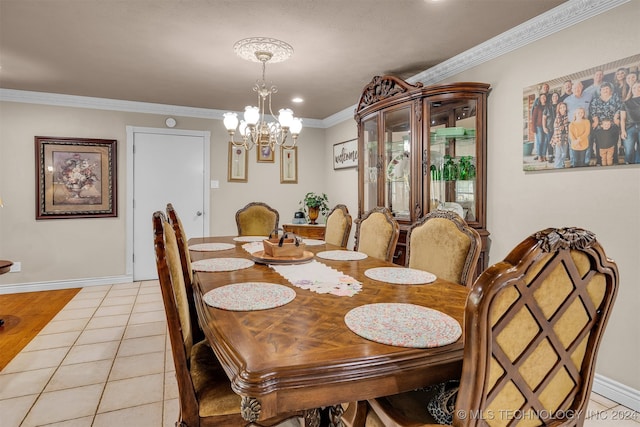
left=0, top=88, right=325, bottom=128
left=407, top=0, right=629, bottom=86
left=0, top=0, right=628, bottom=128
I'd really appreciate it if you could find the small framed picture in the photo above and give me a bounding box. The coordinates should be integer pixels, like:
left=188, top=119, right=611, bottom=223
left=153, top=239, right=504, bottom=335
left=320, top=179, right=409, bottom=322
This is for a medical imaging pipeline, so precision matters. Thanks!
left=257, top=144, right=275, bottom=163
left=228, top=143, right=248, bottom=182
left=35, top=136, right=117, bottom=219
left=333, top=138, right=358, bottom=169
left=280, top=147, right=298, bottom=183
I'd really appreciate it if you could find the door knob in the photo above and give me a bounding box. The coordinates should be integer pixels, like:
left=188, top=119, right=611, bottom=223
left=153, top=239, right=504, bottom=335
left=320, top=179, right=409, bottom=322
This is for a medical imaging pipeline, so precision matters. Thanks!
left=196, top=211, right=203, bottom=216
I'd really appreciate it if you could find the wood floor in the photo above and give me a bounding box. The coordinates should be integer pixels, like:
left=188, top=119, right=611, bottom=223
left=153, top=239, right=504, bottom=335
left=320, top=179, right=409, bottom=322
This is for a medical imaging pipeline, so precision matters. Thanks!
left=0, top=288, right=79, bottom=371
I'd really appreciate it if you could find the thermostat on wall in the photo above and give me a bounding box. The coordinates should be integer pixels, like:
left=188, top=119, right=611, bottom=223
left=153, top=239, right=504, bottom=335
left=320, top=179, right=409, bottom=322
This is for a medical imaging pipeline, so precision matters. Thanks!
left=165, top=117, right=177, bottom=128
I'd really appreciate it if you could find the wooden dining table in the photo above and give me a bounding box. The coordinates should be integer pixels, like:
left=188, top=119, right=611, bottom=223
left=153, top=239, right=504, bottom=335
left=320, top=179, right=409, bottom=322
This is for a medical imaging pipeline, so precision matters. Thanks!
left=189, top=236, right=469, bottom=425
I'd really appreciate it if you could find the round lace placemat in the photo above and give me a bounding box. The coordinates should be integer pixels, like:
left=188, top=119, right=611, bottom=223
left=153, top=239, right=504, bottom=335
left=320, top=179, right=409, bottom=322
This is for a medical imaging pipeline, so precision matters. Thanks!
left=203, top=282, right=296, bottom=311
left=344, top=303, right=461, bottom=348
left=188, top=243, right=235, bottom=252
left=233, top=236, right=268, bottom=242
left=315, top=250, right=368, bottom=261
left=191, top=258, right=254, bottom=272
left=364, top=267, right=436, bottom=284
left=302, top=239, right=325, bottom=246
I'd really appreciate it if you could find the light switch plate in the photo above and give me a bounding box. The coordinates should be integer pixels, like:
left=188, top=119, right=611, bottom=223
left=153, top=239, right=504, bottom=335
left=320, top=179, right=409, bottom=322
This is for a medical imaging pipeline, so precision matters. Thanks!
left=210, top=180, right=219, bottom=189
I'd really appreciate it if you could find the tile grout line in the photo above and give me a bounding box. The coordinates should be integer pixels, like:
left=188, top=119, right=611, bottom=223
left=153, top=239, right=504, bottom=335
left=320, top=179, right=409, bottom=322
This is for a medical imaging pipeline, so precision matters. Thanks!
left=18, top=284, right=113, bottom=427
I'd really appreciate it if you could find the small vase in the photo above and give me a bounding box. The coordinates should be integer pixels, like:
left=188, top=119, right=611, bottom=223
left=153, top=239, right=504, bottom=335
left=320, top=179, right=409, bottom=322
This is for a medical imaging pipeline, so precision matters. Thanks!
left=308, top=207, right=319, bottom=224
left=66, top=184, right=82, bottom=198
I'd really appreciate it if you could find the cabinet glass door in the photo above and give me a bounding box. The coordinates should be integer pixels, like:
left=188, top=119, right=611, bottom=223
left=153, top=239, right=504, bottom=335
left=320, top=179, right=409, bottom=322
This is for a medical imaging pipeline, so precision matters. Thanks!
left=383, top=107, right=411, bottom=220
left=428, top=99, right=478, bottom=223
left=362, top=116, right=379, bottom=212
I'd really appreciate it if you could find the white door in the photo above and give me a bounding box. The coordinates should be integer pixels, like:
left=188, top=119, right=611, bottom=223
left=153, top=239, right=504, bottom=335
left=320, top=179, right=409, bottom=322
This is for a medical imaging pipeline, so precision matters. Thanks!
left=130, top=127, right=210, bottom=281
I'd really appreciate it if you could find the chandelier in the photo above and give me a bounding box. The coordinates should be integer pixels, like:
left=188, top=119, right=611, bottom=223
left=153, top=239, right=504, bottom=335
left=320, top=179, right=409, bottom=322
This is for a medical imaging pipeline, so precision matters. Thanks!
left=223, top=37, right=302, bottom=151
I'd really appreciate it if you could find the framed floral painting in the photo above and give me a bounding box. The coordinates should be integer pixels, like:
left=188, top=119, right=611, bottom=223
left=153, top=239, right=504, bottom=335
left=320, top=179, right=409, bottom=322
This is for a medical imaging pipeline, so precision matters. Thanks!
left=257, top=144, right=275, bottom=163
left=280, top=146, right=298, bottom=183
left=35, top=136, right=117, bottom=219
left=228, top=143, right=248, bottom=182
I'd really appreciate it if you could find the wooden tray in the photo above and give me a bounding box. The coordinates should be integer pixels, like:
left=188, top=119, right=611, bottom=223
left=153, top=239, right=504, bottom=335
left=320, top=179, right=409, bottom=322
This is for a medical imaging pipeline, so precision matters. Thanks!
left=251, top=250, right=314, bottom=265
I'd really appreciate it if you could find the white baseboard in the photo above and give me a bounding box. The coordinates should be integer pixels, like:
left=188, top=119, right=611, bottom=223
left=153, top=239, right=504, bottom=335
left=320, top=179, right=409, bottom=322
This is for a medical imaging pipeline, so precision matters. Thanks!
left=0, top=275, right=134, bottom=295
left=593, top=373, right=640, bottom=412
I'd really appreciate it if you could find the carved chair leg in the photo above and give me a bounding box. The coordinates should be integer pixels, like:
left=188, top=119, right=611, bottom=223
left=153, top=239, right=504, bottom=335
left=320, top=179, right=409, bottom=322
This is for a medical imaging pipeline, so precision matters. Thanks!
left=328, top=404, right=345, bottom=427
left=303, top=408, right=321, bottom=427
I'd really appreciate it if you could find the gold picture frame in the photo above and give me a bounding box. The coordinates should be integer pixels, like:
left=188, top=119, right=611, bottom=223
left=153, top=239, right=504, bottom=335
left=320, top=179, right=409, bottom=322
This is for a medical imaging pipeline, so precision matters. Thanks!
left=35, top=136, right=117, bottom=219
left=280, top=146, right=298, bottom=183
left=228, top=143, right=248, bottom=182
left=257, top=144, right=275, bottom=163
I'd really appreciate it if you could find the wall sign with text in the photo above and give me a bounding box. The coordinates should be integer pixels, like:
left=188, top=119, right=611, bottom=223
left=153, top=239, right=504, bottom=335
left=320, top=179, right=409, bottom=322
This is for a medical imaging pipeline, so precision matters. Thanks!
left=333, top=138, right=358, bottom=169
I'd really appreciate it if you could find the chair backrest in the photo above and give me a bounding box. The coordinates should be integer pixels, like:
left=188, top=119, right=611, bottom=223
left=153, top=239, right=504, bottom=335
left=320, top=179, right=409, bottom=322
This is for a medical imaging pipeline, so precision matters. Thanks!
left=354, top=207, right=399, bottom=262
left=406, top=210, right=482, bottom=287
left=166, top=203, right=204, bottom=343
left=455, top=227, right=618, bottom=427
left=166, top=203, right=193, bottom=287
left=152, top=211, right=200, bottom=422
left=235, top=202, right=279, bottom=236
left=324, top=204, right=352, bottom=247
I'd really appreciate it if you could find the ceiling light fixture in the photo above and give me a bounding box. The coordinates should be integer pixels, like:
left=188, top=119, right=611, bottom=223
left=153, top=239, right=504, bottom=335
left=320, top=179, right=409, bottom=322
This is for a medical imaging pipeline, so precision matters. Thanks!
left=223, top=37, right=302, bottom=151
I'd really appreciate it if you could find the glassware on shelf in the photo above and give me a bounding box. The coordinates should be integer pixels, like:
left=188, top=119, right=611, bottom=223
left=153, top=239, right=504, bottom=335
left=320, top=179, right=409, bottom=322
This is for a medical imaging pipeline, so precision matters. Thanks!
left=443, top=155, right=458, bottom=181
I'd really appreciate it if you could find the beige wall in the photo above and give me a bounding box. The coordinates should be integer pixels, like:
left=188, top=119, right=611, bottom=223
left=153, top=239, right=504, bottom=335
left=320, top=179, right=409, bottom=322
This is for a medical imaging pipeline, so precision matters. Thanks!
left=437, top=2, right=640, bottom=392
left=0, top=0, right=637, bottom=400
left=0, top=103, right=327, bottom=285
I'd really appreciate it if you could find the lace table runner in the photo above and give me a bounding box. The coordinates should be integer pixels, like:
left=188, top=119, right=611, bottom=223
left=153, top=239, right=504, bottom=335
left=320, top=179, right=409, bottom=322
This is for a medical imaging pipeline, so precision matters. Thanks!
left=270, top=260, right=362, bottom=296
left=242, top=242, right=264, bottom=254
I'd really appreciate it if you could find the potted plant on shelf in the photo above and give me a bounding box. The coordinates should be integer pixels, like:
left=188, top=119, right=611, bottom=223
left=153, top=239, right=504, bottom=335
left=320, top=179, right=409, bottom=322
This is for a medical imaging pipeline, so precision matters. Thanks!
left=299, top=192, right=329, bottom=224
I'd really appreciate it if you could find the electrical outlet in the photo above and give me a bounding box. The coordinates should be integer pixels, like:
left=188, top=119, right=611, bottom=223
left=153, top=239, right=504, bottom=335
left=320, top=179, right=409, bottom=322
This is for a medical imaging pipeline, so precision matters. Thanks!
left=9, top=261, right=21, bottom=272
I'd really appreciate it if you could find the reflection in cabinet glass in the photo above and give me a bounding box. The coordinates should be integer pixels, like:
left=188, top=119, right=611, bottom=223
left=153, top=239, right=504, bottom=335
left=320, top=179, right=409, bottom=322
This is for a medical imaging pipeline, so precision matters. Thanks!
left=355, top=76, right=490, bottom=276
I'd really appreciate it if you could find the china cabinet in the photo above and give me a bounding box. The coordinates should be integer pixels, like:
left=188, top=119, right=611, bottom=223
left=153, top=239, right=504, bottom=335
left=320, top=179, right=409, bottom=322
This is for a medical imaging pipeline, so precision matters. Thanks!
left=355, top=76, right=490, bottom=276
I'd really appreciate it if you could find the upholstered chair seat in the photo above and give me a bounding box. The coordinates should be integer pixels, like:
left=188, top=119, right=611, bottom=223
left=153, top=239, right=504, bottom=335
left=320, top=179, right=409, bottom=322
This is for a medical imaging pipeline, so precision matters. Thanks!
left=354, top=207, right=399, bottom=262
left=324, top=204, right=352, bottom=247
left=406, top=210, right=482, bottom=287
left=235, top=202, right=279, bottom=236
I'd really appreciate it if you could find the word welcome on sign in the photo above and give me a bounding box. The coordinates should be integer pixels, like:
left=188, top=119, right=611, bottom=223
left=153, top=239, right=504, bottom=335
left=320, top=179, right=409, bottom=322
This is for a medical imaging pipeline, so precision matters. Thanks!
left=333, top=139, right=358, bottom=170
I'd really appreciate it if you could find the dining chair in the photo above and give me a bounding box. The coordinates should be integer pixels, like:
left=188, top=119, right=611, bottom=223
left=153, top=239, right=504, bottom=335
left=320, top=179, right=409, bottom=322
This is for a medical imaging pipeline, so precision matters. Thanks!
left=363, top=226, right=619, bottom=427
left=324, top=204, right=352, bottom=247
left=405, top=210, right=482, bottom=287
left=353, top=206, right=399, bottom=262
left=235, top=202, right=280, bottom=236
left=152, top=211, right=302, bottom=427
left=166, top=203, right=203, bottom=342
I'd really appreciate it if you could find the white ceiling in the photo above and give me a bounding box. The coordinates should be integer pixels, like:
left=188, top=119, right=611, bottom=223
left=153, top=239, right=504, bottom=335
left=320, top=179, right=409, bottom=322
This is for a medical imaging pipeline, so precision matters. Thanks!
left=0, top=0, right=567, bottom=120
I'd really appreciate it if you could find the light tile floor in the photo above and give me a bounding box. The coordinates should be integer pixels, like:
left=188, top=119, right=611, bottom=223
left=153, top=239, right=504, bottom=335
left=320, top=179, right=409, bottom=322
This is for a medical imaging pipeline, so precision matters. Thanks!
left=0, top=281, right=637, bottom=426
